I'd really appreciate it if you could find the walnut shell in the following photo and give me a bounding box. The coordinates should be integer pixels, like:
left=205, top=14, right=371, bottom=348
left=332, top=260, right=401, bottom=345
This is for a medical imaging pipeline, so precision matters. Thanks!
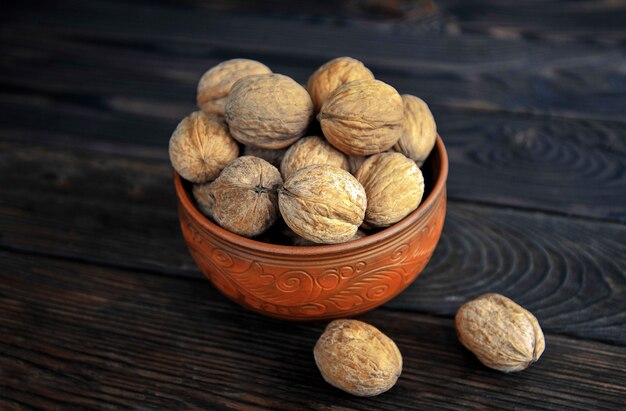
left=307, top=57, right=374, bottom=113
left=193, top=156, right=282, bottom=237
left=196, top=59, right=271, bottom=115
left=355, top=152, right=424, bottom=227
left=455, top=293, right=545, bottom=373
left=318, top=79, right=403, bottom=156
left=225, top=74, right=314, bottom=149
left=169, top=111, right=239, bottom=183
left=314, top=319, right=402, bottom=397
left=242, top=145, right=287, bottom=169
left=280, top=135, right=349, bottom=180
left=278, top=165, right=366, bottom=244
left=394, top=95, right=437, bottom=167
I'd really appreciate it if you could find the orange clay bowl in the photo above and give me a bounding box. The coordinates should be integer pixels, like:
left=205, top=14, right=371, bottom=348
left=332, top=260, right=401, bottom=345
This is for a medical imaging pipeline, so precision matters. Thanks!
left=174, top=136, right=448, bottom=321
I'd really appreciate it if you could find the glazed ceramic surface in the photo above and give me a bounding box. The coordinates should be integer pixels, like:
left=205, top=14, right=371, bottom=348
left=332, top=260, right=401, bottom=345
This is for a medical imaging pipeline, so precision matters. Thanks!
left=174, top=137, right=448, bottom=321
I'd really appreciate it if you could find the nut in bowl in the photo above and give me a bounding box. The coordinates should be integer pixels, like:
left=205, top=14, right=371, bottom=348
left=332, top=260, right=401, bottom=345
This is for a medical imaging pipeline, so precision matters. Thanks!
left=173, top=136, right=448, bottom=321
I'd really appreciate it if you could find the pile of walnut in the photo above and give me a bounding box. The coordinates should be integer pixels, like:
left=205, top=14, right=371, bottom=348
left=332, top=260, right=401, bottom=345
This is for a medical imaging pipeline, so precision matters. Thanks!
left=169, top=57, right=437, bottom=244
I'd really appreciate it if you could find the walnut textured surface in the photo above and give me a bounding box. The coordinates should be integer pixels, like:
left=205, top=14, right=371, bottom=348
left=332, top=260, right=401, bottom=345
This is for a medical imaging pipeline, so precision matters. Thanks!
left=193, top=156, right=282, bottom=237
left=242, top=145, right=287, bottom=168
left=394, top=95, right=437, bottom=167
left=225, top=74, right=313, bottom=149
left=455, top=293, right=545, bottom=373
left=196, top=59, right=271, bottom=115
left=169, top=111, right=239, bottom=183
left=279, top=165, right=366, bottom=244
left=307, top=57, right=374, bottom=113
left=314, top=319, right=402, bottom=397
left=280, top=136, right=349, bottom=180
left=355, top=152, right=424, bottom=227
left=318, top=79, right=403, bottom=156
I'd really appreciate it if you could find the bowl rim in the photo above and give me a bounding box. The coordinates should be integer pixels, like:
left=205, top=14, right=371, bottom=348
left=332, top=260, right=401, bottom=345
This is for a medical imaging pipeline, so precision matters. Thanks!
left=174, top=135, right=448, bottom=256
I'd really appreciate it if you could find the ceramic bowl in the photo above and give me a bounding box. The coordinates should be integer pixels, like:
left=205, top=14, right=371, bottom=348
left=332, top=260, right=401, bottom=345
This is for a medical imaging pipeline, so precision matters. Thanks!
left=174, top=136, right=448, bottom=321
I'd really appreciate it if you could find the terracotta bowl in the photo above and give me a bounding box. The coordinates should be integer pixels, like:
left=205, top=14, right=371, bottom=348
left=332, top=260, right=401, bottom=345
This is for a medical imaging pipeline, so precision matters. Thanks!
left=174, top=136, right=448, bottom=321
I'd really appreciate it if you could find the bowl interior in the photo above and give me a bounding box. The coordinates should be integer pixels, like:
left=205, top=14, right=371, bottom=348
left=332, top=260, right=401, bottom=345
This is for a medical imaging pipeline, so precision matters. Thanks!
left=176, top=136, right=448, bottom=256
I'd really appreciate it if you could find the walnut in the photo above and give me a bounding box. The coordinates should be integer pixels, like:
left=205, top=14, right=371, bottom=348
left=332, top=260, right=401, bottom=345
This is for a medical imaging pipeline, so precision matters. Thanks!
left=196, top=59, right=271, bottom=115
left=455, top=293, right=545, bottom=373
left=169, top=111, right=239, bottom=183
left=278, top=165, right=366, bottom=244
left=280, top=135, right=349, bottom=180
left=225, top=74, right=314, bottom=149
left=193, top=156, right=282, bottom=237
left=354, top=152, right=424, bottom=227
left=242, top=145, right=287, bottom=168
left=394, top=95, right=437, bottom=167
left=318, top=79, right=403, bottom=156
left=314, top=319, right=402, bottom=397
left=307, top=57, right=374, bottom=113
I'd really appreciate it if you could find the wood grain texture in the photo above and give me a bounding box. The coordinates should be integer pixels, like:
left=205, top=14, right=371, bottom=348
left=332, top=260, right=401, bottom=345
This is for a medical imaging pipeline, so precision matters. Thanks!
left=0, top=250, right=625, bottom=410
left=0, top=140, right=196, bottom=277
left=441, top=109, right=626, bottom=221
left=150, top=0, right=626, bottom=44
left=437, top=0, right=626, bottom=44
left=1, top=0, right=625, bottom=121
left=1, top=139, right=624, bottom=344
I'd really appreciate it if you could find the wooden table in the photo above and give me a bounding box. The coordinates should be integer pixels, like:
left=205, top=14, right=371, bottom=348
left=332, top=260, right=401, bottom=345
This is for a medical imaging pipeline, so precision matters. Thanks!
left=1, top=1, right=625, bottom=409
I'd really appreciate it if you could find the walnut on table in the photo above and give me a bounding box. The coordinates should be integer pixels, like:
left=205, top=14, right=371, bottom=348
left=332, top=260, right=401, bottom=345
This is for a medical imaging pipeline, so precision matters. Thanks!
left=314, top=319, right=402, bottom=397
left=455, top=293, right=545, bottom=373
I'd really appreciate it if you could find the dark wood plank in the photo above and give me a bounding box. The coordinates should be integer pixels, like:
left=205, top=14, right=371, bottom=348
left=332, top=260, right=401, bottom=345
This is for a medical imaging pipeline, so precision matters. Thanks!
left=1, top=139, right=624, bottom=344
left=437, top=0, right=626, bottom=45
left=2, top=0, right=625, bottom=121
left=144, top=0, right=626, bottom=45
left=441, top=109, right=626, bottom=221
left=0, top=91, right=179, bottom=159
left=0, top=139, right=196, bottom=277
left=1, top=250, right=625, bottom=410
